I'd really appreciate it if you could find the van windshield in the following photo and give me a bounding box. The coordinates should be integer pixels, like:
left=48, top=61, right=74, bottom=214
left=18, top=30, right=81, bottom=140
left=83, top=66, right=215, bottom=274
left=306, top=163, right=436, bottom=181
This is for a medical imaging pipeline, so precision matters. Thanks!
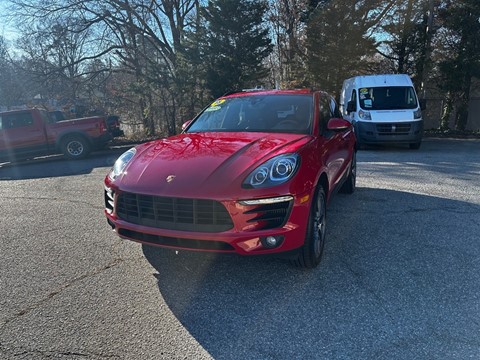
left=359, top=86, right=418, bottom=110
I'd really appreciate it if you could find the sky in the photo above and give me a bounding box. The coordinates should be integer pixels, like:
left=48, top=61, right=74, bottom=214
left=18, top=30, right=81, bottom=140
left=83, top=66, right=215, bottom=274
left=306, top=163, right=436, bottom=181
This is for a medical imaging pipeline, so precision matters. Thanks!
left=0, top=1, right=19, bottom=43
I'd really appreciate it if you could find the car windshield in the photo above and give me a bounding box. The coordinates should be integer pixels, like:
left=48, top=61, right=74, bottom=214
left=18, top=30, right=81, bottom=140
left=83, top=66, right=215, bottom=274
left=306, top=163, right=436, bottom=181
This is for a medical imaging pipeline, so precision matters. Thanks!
left=186, top=94, right=313, bottom=134
left=359, top=86, right=418, bottom=110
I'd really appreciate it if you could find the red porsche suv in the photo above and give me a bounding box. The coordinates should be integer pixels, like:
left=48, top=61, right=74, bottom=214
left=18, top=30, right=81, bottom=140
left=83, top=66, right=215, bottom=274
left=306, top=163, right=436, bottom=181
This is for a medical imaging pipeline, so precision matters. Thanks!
left=104, top=89, right=356, bottom=268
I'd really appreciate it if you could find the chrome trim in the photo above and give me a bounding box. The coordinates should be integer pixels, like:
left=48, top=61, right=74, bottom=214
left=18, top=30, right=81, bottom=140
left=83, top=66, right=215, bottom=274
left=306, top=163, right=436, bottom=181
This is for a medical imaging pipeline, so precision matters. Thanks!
left=238, top=196, right=294, bottom=206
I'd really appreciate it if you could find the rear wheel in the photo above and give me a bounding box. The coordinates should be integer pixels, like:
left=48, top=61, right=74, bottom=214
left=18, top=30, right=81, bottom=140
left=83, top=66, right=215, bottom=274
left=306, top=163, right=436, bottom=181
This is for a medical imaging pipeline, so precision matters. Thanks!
left=291, top=187, right=327, bottom=269
left=61, top=135, right=91, bottom=159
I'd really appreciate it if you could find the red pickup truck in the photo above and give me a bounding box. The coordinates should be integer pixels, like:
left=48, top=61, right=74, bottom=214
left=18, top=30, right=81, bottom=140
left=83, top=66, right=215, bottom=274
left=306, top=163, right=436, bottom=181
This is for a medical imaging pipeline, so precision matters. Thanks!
left=0, top=108, right=113, bottom=162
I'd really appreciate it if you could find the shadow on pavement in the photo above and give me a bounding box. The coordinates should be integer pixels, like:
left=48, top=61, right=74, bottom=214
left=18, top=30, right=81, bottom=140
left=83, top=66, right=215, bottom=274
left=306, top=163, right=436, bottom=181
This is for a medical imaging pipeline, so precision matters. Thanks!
left=142, top=187, right=480, bottom=359
left=0, top=148, right=127, bottom=180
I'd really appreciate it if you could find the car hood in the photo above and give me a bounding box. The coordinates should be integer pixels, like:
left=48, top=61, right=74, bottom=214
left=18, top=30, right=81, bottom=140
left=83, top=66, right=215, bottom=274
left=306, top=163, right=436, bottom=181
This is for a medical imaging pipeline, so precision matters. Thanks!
left=118, top=132, right=312, bottom=198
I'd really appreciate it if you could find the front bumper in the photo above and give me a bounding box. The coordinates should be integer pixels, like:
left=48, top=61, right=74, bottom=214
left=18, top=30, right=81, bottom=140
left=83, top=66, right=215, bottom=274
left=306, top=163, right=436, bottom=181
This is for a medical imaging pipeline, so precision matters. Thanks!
left=104, top=186, right=312, bottom=255
left=354, top=120, right=423, bottom=145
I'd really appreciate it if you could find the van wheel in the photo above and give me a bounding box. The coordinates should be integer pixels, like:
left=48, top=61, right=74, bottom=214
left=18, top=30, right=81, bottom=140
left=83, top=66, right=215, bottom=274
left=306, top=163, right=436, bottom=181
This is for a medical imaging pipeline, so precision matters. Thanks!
left=61, top=135, right=91, bottom=159
left=290, top=187, right=327, bottom=269
left=409, top=142, right=421, bottom=150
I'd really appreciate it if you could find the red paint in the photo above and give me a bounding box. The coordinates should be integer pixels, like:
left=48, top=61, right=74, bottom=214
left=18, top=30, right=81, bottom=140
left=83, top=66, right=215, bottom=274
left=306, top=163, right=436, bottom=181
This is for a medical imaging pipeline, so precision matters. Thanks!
left=104, top=90, right=356, bottom=256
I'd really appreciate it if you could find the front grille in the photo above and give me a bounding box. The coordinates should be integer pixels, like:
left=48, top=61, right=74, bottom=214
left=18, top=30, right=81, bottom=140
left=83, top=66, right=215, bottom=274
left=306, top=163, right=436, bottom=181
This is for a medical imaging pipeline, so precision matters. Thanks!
left=244, top=201, right=292, bottom=230
left=376, top=123, right=411, bottom=135
left=118, top=229, right=235, bottom=251
left=116, top=192, right=233, bottom=232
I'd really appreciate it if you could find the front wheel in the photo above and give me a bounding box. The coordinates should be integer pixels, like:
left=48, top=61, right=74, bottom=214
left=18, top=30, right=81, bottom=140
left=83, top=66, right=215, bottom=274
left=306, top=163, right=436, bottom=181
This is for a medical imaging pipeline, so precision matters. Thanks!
left=409, top=141, right=421, bottom=150
left=61, top=135, right=91, bottom=159
left=340, top=151, right=356, bottom=194
left=291, top=187, right=327, bottom=269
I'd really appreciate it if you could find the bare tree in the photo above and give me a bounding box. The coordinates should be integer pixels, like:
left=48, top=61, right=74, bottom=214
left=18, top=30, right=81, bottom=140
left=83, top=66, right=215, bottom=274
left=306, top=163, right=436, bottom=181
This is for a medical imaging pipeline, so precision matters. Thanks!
left=7, top=0, right=199, bottom=135
left=0, top=36, right=27, bottom=110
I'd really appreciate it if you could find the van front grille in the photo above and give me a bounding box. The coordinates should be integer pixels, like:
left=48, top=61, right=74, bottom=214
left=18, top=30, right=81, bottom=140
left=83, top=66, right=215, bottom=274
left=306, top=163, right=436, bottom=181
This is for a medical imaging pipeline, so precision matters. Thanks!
left=376, top=123, right=411, bottom=135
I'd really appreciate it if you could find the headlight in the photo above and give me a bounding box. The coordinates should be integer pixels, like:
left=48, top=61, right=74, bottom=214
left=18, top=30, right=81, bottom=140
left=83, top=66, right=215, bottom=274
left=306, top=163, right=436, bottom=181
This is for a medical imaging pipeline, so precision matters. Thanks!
left=358, top=110, right=371, bottom=120
left=243, top=154, right=299, bottom=188
left=413, top=109, right=422, bottom=119
left=109, top=147, right=136, bottom=181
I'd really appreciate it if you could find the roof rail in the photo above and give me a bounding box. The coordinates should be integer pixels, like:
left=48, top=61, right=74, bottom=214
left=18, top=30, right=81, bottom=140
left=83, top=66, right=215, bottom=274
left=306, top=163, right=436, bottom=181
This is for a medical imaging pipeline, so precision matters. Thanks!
left=241, top=85, right=265, bottom=92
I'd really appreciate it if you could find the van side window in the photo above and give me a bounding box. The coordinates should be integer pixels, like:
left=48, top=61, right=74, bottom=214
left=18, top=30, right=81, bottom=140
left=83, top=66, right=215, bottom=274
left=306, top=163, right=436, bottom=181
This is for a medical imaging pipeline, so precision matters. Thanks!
left=2, top=113, right=34, bottom=129
left=346, top=90, right=357, bottom=114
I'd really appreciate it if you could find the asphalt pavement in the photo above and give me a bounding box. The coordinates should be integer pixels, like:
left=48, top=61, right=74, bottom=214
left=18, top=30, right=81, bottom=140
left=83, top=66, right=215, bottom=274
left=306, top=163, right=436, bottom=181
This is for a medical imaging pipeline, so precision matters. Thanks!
left=0, top=138, right=479, bottom=359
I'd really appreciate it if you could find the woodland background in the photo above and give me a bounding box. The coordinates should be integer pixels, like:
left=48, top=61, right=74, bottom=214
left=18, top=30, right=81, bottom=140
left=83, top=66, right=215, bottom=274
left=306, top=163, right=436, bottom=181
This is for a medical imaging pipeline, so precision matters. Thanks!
left=0, top=0, right=479, bottom=136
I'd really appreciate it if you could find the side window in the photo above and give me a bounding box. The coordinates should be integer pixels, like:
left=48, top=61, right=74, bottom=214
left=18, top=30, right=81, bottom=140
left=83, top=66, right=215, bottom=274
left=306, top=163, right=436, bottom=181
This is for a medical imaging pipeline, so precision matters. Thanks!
left=39, top=110, right=54, bottom=124
left=318, top=95, right=333, bottom=135
left=0, top=116, right=3, bottom=131
left=351, top=90, right=356, bottom=103
left=330, top=97, right=341, bottom=118
left=2, top=113, right=34, bottom=129
left=345, top=90, right=357, bottom=114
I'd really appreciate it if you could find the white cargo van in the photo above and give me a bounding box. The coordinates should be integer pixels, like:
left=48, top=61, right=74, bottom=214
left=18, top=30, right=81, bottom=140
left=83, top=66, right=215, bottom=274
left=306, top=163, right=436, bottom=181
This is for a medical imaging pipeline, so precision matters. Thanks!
left=340, top=74, right=424, bottom=149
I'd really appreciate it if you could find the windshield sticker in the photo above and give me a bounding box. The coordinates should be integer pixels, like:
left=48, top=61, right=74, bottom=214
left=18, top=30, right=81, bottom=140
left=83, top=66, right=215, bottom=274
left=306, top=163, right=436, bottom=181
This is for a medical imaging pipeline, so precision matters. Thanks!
left=360, top=88, right=368, bottom=94
left=211, top=99, right=226, bottom=107
left=364, top=99, right=373, bottom=107
left=205, top=106, right=221, bottom=112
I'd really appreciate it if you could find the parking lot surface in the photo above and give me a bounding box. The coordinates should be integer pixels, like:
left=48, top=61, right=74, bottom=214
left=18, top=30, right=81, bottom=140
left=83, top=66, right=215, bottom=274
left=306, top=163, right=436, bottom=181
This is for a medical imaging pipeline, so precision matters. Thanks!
left=1, top=138, right=479, bottom=359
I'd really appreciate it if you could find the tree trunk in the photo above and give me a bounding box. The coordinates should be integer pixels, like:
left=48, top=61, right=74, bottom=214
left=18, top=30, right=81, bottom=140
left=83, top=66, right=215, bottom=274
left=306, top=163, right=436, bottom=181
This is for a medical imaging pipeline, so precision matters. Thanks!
left=440, top=92, right=453, bottom=130
left=454, top=71, right=472, bottom=131
left=397, top=0, right=414, bottom=73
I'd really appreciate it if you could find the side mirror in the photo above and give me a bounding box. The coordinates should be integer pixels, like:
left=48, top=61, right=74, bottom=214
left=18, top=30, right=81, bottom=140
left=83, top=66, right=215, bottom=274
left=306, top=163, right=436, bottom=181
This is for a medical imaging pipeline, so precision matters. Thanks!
left=346, top=100, right=356, bottom=113
left=419, top=99, right=427, bottom=111
left=181, top=120, right=192, bottom=131
left=327, top=118, right=352, bottom=131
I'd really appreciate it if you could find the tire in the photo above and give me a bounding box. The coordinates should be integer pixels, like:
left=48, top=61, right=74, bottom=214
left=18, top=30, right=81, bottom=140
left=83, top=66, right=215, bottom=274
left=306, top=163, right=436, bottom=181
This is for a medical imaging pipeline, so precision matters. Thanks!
left=291, top=187, right=327, bottom=269
left=409, top=141, right=421, bottom=150
left=61, top=135, right=91, bottom=159
left=340, top=151, right=356, bottom=194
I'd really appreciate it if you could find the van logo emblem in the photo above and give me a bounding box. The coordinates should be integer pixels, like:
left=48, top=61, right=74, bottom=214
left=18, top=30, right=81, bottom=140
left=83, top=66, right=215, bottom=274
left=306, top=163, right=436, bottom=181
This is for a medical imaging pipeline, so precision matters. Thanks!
left=391, top=125, right=396, bottom=132
left=166, top=175, right=176, bottom=183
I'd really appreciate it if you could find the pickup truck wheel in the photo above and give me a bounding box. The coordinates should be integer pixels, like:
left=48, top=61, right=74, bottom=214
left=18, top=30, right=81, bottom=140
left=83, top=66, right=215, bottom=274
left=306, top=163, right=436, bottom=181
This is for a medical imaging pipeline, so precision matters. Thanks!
left=61, top=135, right=91, bottom=159
left=291, top=187, right=327, bottom=269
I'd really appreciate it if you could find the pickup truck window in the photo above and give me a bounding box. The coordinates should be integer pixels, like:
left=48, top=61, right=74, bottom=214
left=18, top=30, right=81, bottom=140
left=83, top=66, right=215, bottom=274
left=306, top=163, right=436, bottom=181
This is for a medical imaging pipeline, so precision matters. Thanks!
left=0, top=113, right=34, bottom=129
left=40, top=110, right=55, bottom=124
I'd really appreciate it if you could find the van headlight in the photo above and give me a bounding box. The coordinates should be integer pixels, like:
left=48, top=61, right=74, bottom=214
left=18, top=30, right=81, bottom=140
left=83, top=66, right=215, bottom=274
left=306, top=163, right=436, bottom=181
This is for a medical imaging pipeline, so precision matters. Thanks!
left=358, top=110, right=371, bottom=120
left=109, top=148, right=136, bottom=180
left=413, top=109, right=422, bottom=119
left=243, top=154, right=299, bottom=188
